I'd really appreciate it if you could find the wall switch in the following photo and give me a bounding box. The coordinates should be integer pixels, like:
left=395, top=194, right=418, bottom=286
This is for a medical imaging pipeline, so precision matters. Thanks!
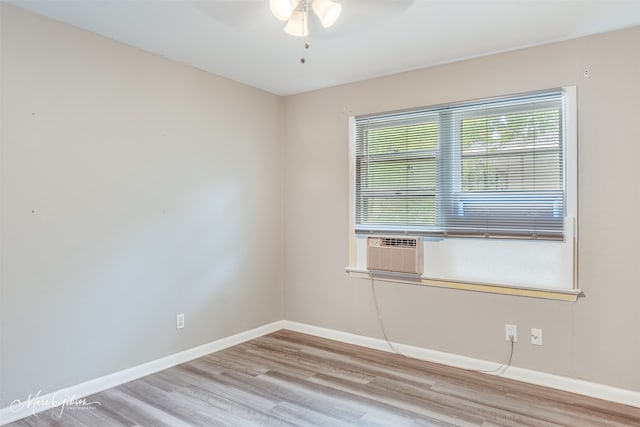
left=531, top=328, right=542, bottom=345
left=505, top=324, right=518, bottom=342
left=176, top=313, right=185, bottom=330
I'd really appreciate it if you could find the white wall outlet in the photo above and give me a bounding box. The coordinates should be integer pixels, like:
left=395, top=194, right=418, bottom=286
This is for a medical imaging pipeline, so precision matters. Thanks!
left=531, top=328, right=543, bottom=345
left=505, top=324, right=518, bottom=342
left=176, top=313, right=185, bottom=330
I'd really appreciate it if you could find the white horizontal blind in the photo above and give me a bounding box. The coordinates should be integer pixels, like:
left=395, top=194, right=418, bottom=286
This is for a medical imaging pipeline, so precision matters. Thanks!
left=355, top=112, right=439, bottom=233
left=355, top=90, right=566, bottom=240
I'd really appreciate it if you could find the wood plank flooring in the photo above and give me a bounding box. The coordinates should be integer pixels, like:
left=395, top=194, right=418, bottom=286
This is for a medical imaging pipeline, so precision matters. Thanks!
left=8, top=330, right=640, bottom=426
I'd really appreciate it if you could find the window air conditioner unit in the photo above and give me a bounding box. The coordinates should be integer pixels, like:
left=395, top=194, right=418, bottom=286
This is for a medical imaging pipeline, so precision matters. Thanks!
left=367, top=236, right=423, bottom=275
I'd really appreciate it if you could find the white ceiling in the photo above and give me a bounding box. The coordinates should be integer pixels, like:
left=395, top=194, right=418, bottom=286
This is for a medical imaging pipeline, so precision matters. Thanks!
left=8, top=0, right=640, bottom=95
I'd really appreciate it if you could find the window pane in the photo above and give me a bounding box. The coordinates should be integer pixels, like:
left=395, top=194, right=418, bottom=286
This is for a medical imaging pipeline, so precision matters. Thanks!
left=355, top=119, right=438, bottom=232
left=367, top=122, right=438, bottom=154
left=461, top=152, right=562, bottom=191
left=362, top=158, right=436, bottom=191
left=460, top=108, right=562, bottom=192
left=358, top=196, right=437, bottom=226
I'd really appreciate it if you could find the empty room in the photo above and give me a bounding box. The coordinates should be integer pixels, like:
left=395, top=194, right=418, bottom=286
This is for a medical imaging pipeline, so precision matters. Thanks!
left=1, top=0, right=640, bottom=425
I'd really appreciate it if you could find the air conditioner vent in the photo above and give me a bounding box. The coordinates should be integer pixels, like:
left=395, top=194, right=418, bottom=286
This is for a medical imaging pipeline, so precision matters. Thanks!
left=380, top=237, right=417, bottom=248
left=367, top=236, right=422, bottom=275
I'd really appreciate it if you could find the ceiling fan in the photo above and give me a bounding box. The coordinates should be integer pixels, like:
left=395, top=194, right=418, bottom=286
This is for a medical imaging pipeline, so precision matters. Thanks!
left=269, top=0, right=342, bottom=37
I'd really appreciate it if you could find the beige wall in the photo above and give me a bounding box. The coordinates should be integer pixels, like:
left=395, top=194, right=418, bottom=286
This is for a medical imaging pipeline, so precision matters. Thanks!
left=0, top=4, right=283, bottom=406
left=283, top=27, right=640, bottom=391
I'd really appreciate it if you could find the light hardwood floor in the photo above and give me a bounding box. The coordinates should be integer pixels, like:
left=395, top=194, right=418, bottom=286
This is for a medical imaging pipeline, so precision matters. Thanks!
left=8, top=330, right=640, bottom=426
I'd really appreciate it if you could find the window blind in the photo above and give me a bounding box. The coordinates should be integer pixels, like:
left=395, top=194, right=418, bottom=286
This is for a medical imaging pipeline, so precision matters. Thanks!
left=355, top=90, right=566, bottom=240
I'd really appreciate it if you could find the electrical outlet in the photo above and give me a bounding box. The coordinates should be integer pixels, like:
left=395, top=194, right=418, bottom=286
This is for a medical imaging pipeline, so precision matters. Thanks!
left=505, top=324, right=518, bottom=342
left=531, top=328, right=542, bottom=345
left=176, top=313, right=185, bottom=330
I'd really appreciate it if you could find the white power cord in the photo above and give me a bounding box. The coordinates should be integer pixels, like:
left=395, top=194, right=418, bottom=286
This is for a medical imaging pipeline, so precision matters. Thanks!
left=369, top=272, right=515, bottom=376
left=370, top=274, right=403, bottom=355
left=471, top=337, right=515, bottom=376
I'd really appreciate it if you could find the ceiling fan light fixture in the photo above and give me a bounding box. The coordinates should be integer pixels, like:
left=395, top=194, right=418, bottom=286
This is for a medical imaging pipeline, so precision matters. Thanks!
left=270, top=0, right=299, bottom=21
left=284, top=10, right=309, bottom=37
left=311, top=0, right=342, bottom=28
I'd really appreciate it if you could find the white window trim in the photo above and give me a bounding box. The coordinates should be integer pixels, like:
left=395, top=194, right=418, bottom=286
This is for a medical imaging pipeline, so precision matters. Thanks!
left=347, top=86, right=579, bottom=299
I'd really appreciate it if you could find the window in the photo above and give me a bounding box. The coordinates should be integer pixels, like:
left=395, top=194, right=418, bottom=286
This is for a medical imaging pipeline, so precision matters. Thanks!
left=349, top=87, right=577, bottom=293
left=355, top=90, right=567, bottom=240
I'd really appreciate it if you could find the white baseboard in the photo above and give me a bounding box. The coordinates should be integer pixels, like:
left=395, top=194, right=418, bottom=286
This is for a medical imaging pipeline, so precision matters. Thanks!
left=0, top=320, right=285, bottom=426
left=281, top=320, right=640, bottom=409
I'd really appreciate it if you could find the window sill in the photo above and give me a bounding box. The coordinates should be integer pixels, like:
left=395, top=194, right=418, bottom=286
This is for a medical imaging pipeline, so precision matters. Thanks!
left=345, top=267, right=582, bottom=302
